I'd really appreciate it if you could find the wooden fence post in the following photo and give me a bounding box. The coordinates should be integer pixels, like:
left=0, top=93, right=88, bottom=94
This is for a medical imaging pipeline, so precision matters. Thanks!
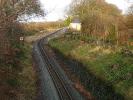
left=127, top=41, right=129, bottom=47
left=12, top=27, right=14, bottom=37
left=117, top=40, right=118, bottom=46
left=97, top=40, right=99, bottom=46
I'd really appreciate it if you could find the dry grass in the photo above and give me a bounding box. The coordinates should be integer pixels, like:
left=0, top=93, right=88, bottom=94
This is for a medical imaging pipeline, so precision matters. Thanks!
left=0, top=33, right=9, bottom=59
left=129, top=88, right=133, bottom=99
left=0, top=45, right=20, bottom=99
left=0, top=20, right=64, bottom=99
left=20, top=28, right=62, bottom=99
left=25, top=28, right=60, bottom=43
left=22, top=21, right=67, bottom=36
left=49, top=35, right=133, bottom=100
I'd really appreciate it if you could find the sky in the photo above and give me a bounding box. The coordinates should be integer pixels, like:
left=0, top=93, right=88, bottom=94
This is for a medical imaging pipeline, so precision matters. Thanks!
left=28, top=0, right=133, bottom=22
left=105, top=0, right=132, bottom=13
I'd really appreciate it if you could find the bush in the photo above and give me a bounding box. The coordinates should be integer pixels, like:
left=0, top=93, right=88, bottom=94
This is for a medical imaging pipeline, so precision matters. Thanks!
left=6, top=78, right=18, bottom=88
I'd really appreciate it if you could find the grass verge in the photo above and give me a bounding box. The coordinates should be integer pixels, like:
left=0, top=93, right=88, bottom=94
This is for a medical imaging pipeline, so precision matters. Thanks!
left=0, top=28, right=62, bottom=99
left=48, top=34, right=133, bottom=100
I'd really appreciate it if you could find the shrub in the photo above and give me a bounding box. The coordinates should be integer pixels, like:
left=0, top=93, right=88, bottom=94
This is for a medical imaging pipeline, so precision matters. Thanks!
left=6, top=78, right=18, bottom=88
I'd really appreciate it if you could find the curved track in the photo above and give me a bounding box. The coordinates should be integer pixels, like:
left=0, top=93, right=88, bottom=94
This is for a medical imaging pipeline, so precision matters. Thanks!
left=37, top=29, right=73, bottom=100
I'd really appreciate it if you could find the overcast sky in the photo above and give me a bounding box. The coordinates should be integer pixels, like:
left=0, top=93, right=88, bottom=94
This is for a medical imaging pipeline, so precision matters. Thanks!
left=28, top=0, right=133, bottom=22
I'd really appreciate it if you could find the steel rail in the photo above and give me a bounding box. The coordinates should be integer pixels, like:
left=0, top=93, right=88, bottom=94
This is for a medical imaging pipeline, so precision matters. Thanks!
left=38, top=29, right=73, bottom=100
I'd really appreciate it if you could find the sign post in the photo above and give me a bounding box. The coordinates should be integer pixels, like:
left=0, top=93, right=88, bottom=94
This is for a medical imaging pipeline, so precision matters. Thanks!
left=20, top=37, right=24, bottom=47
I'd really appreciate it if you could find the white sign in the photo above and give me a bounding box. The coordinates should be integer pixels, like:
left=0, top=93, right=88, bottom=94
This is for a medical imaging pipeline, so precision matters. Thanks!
left=20, top=37, right=23, bottom=41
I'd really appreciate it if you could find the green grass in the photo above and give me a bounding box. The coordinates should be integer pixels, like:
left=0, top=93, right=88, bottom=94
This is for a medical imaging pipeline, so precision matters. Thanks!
left=18, top=43, right=36, bottom=99
left=48, top=34, right=133, bottom=100
left=49, top=37, right=81, bottom=57
left=1, top=36, right=36, bottom=99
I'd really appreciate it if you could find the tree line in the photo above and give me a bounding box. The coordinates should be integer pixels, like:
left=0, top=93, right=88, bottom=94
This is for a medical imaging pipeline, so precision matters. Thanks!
left=0, top=0, right=46, bottom=56
left=0, top=0, right=45, bottom=36
left=65, top=0, right=133, bottom=46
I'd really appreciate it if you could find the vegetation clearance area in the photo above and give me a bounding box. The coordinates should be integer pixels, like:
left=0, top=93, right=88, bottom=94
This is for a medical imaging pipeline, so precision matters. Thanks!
left=48, top=33, right=133, bottom=100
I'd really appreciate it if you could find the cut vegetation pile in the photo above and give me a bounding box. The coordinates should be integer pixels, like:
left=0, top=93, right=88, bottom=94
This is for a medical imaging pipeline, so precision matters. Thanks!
left=48, top=34, right=133, bottom=100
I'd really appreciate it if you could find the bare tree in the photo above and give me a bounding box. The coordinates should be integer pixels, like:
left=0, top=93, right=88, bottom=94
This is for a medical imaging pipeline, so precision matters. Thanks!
left=125, top=4, right=133, bottom=29
left=66, top=0, right=122, bottom=37
left=0, top=0, right=46, bottom=29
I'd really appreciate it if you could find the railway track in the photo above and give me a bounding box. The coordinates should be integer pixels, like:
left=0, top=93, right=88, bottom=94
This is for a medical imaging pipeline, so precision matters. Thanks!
left=37, top=29, right=73, bottom=100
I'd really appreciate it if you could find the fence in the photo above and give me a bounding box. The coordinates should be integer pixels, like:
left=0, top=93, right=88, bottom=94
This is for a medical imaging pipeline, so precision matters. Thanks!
left=64, top=30, right=133, bottom=56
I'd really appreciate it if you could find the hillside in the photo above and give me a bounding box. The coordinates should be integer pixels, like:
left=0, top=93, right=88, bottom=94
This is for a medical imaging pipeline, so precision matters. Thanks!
left=48, top=33, right=133, bottom=100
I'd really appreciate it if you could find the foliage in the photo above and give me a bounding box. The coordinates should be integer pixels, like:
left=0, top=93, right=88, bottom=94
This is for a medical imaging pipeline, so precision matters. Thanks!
left=48, top=35, right=133, bottom=100
left=125, top=4, right=133, bottom=29
left=65, top=16, right=73, bottom=26
left=0, top=0, right=45, bottom=22
left=7, top=78, right=18, bottom=88
left=0, top=35, right=37, bottom=99
left=22, top=21, right=67, bottom=36
left=0, top=0, right=46, bottom=37
left=65, top=0, right=133, bottom=46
